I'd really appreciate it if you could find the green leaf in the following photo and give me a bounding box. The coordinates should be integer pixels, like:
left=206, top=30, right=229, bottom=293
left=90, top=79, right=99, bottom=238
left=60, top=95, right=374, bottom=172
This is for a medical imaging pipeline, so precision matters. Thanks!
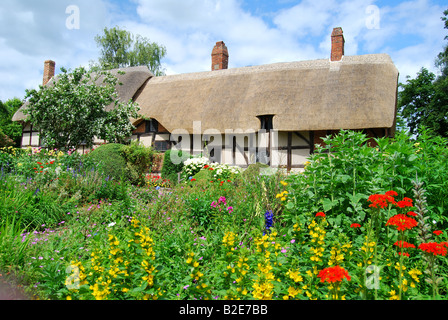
left=322, top=198, right=338, bottom=212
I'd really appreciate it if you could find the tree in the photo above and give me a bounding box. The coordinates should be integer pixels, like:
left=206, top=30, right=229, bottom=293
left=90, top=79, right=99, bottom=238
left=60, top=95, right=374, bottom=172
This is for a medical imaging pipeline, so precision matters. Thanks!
left=23, top=66, right=140, bottom=150
left=435, top=9, right=448, bottom=78
left=94, top=26, right=167, bottom=76
left=0, top=98, right=23, bottom=147
left=398, top=9, right=448, bottom=138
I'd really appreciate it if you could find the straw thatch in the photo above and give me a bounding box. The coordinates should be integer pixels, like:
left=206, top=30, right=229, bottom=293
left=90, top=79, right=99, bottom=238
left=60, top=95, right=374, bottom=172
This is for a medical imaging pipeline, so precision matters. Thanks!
left=133, top=53, right=398, bottom=133
left=12, top=66, right=153, bottom=122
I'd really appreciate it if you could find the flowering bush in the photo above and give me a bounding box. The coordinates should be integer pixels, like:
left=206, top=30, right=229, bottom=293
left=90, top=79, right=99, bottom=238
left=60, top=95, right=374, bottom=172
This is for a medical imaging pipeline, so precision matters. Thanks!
left=181, top=157, right=210, bottom=180
left=181, top=157, right=241, bottom=182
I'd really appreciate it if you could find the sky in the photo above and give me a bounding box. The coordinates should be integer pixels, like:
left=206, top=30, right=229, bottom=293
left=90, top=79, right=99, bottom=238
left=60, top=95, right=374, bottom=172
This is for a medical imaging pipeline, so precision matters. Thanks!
left=0, top=0, right=447, bottom=102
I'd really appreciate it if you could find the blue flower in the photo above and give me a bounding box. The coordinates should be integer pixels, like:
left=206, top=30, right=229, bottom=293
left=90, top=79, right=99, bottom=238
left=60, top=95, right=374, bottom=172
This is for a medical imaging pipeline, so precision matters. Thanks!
left=263, top=210, right=274, bottom=235
left=156, top=186, right=160, bottom=190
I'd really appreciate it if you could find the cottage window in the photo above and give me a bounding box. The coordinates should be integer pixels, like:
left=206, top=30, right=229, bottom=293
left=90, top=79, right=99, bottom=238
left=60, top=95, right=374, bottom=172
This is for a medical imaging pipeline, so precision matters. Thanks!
left=145, top=119, right=159, bottom=133
left=154, top=141, right=170, bottom=152
left=258, top=115, right=274, bottom=131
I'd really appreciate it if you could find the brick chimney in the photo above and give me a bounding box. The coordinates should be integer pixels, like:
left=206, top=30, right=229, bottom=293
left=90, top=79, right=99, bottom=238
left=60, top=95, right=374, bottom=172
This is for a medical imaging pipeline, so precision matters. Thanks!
left=211, top=41, right=229, bottom=71
left=330, top=27, right=344, bottom=61
left=43, top=60, right=56, bottom=85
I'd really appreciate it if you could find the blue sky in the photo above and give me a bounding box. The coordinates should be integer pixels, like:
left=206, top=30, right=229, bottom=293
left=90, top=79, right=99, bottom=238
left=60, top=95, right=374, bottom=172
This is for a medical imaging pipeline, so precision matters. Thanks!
left=0, top=0, right=447, bottom=102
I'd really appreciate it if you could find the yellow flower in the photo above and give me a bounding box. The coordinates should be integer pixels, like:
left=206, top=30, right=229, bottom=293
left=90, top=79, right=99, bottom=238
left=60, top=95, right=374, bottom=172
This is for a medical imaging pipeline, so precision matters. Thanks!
left=409, top=269, right=422, bottom=283
left=287, top=286, right=302, bottom=298
left=389, top=290, right=399, bottom=300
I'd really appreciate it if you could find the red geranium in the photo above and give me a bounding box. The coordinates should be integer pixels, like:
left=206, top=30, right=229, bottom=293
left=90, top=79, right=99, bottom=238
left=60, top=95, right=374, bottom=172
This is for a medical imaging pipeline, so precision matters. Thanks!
left=418, top=242, right=447, bottom=256
left=317, top=265, right=351, bottom=283
left=315, top=212, right=326, bottom=218
left=433, top=230, right=443, bottom=236
left=386, top=214, right=418, bottom=232
left=350, top=223, right=361, bottom=228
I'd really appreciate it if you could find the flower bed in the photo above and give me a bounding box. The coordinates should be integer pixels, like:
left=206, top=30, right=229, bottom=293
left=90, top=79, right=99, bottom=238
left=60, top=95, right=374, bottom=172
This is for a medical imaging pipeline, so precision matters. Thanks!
left=0, top=129, right=447, bottom=300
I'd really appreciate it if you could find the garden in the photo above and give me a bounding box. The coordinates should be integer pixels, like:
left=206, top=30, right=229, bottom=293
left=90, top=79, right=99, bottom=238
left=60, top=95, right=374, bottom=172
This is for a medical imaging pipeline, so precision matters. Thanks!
left=0, top=129, right=447, bottom=300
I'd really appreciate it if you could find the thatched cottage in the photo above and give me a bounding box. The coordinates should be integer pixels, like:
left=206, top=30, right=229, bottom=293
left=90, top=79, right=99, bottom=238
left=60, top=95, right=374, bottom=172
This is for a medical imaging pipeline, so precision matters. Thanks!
left=13, top=27, right=399, bottom=171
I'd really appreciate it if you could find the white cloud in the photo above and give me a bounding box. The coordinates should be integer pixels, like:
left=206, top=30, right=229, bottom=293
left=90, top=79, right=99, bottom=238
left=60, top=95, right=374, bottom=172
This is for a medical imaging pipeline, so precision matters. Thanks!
left=0, top=0, right=110, bottom=101
left=0, top=0, right=446, bottom=102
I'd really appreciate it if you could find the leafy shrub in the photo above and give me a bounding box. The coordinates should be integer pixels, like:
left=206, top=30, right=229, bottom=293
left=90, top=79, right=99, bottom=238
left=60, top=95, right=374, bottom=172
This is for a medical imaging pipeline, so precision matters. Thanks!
left=161, top=150, right=191, bottom=184
left=86, top=143, right=127, bottom=181
left=120, top=141, right=155, bottom=186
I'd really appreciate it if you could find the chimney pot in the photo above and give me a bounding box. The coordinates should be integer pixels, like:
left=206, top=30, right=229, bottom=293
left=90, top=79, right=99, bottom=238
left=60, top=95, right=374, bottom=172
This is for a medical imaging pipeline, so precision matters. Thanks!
left=330, top=27, right=345, bottom=61
left=43, top=60, right=56, bottom=85
left=211, top=41, right=229, bottom=71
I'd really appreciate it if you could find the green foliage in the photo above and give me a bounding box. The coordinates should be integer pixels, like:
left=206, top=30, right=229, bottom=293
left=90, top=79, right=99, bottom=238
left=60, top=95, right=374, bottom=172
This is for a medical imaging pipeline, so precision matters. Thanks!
left=120, top=141, right=155, bottom=186
left=161, top=149, right=191, bottom=184
left=23, top=66, right=140, bottom=150
left=0, top=98, right=22, bottom=147
left=283, top=129, right=448, bottom=233
left=87, top=143, right=127, bottom=181
left=398, top=68, right=448, bottom=137
left=94, top=26, right=167, bottom=76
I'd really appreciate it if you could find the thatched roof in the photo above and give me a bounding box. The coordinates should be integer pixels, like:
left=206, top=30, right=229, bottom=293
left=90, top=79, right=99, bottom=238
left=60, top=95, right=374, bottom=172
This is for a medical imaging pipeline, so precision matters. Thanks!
left=12, top=66, right=153, bottom=122
left=14, top=54, right=399, bottom=135
left=133, top=53, right=398, bottom=133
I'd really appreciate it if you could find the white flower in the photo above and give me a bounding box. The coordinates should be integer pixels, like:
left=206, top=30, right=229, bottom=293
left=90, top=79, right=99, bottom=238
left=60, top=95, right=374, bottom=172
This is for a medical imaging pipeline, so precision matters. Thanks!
left=108, top=222, right=116, bottom=227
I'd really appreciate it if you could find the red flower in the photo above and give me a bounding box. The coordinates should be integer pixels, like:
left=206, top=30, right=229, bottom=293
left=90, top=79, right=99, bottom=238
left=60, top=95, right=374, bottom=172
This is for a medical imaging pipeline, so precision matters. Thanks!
left=418, top=242, right=447, bottom=256
left=396, top=197, right=413, bottom=209
left=385, top=190, right=398, bottom=197
left=398, top=252, right=410, bottom=257
left=407, top=211, right=418, bottom=217
left=317, top=265, right=351, bottom=283
left=191, top=178, right=196, bottom=182
left=433, top=230, right=443, bottom=236
left=394, top=240, right=416, bottom=248
left=386, top=214, right=418, bottom=232
left=350, top=223, right=361, bottom=228
left=315, top=212, right=325, bottom=218
left=203, top=165, right=209, bottom=169
left=368, top=193, right=396, bottom=209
